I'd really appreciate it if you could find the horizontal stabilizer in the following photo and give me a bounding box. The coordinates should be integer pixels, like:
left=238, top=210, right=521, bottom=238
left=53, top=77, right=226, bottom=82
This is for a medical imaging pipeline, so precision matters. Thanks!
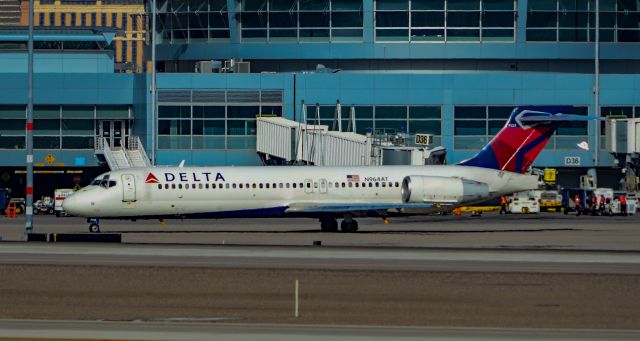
left=518, top=113, right=600, bottom=122
left=286, top=202, right=438, bottom=213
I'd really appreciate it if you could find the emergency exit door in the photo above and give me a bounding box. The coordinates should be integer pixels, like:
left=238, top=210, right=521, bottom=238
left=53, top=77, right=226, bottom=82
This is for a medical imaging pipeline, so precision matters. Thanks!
left=121, top=174, right=136, bottom=202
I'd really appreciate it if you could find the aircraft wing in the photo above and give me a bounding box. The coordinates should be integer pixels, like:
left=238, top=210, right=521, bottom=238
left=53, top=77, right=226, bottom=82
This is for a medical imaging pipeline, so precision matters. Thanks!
left=286, top=202, right=439, bottom=213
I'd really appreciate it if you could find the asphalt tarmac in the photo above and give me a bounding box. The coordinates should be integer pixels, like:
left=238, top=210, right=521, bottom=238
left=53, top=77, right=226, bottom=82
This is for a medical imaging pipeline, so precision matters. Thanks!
left=2, top=212, right=640, bottom=250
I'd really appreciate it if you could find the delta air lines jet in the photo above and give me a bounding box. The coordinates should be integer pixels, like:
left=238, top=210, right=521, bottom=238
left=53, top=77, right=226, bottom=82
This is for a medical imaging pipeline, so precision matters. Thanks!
left=63, top=106, right=592, bottom=233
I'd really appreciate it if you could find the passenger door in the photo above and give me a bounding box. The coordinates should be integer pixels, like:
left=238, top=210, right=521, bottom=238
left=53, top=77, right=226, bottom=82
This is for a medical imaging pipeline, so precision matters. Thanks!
left=121, top=174, right=136, bottom=202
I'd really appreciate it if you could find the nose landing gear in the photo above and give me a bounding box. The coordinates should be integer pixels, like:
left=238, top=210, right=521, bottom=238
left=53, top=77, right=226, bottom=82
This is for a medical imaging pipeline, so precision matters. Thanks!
left=87, top=218, right=100, bottom=233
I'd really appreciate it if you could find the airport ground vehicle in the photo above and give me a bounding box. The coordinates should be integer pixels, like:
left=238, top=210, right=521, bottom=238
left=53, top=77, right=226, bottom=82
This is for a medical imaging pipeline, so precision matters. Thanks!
left=33, top=196, right=55, bottom=215
left=562, top=188, right=615, bottom=216
left=610, top=192, right=638, bottom=216
left=54, top=189, right=75, bottom=217
left=8, top=198, right=25, bottom=214
left=538, top=190, right=562, bottom=212
left=508, top=191, right=540, bottom=214
left=62, top=106, right=596, bottom=232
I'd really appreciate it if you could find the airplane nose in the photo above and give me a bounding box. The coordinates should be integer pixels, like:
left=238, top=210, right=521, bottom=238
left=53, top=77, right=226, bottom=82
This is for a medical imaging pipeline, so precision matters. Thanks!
left=62, top=195, right=81, bottom=216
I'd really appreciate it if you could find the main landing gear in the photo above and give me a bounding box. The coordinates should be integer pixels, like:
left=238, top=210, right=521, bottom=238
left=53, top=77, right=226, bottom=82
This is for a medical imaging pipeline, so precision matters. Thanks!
left=319, top=216, right=359, bottom=233
left=87, top=218, right=100, bottom=233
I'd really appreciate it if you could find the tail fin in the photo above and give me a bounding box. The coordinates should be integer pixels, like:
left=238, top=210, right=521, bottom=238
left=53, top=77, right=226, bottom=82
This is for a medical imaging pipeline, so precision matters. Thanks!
left=459, top=106, right=592, bottom=174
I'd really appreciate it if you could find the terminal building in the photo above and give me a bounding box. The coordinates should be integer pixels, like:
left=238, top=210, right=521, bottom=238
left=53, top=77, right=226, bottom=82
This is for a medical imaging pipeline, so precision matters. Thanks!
left=0, top=0, right=639, bottom=197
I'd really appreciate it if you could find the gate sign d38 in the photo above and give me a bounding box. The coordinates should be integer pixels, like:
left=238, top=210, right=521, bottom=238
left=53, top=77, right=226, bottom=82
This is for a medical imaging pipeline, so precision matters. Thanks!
left=564, top=156, right=581, bottom=166
left=415, top=134, right=433, bottom=146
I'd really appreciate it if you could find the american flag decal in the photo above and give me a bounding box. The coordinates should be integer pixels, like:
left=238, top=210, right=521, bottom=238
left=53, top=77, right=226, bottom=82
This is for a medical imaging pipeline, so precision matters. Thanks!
left=346, top=174, right=360, bottom=182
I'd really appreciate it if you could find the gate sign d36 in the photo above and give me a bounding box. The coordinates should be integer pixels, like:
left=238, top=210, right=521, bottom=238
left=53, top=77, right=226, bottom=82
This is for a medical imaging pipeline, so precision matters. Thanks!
left=415, top=134, right=433, bottom=146
left=564, top=156, right=581, bottom=166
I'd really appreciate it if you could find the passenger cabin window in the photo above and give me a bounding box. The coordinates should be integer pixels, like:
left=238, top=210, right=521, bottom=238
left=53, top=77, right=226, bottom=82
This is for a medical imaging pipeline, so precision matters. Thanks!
left=286, top=183, right=290, bottom=188
left=292, top=183, right=297, bottom=188
left=165, top=184, right=169, bottom=189
left=172, top=184, right=176, bottom=189
left=266, top=183, right=270, bottom=189
left=158, top=184, right=162, bottom=189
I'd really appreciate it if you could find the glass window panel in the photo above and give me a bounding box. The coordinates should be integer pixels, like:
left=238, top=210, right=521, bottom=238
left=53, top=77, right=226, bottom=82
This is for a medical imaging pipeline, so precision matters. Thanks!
left=557, top=122, right=587, bottom=135
left=555, top=136, right=586, bottom=149
left=227, top=136, right=257, bottom=149
left=409, top=120, right=441, bottom=134
left=412, top=0, right=444, bottom=10
left=618, top=30, right=640, bottom=42
left=332, top=11, right=363, bottom=27
left=193, top=120, right=204, bottom=135
left=618, top=0, right=640, bottom=11
left=455, top=106, right=486, bottom=119
left=34, top=119, right=60, bottom=135
left=483, top=11, right=515, bottom=27
left=0, top=136, right=24, bottom=149
left=261, top=106, right=283, bottom=116
left=375, top=11, right=409, bottom=27
left=228, top=106, right=259, bottom=118
left=241, top=12, right=268, bottom=28
left=227, top=120, right=257, bottom=135
left=526, top=28, right=557, bottom=41
left=62, top=136, right=93, bottom=149
left=210, top=30, right=231, bottom=39
left=158, top=119, right=190, bottom=135
left=332, top=28, right=364, bottom=39
left=204, top=120, right=226, bottom=135
left=300, top=29, right=330, bottom=40
left=300, top=0, right=329, bottom=10
left=488, top=120, right=506, bottom=134
left=375, top=106, right=406, bottom=119
left=375, top=120, right=407, bottom=132
left=455, top=136, right=488, bottom=150
left=242, top=29, right=268, bottom=40
left=299, top=12, right=330, bottom=27
left=355, top=120, right=374, bottom=134
left=158, top=106, right=190, bottom=119
left=243, top=0, right=267, bottom=11
left=488, top=106, right=514, bottom=118
left=0, top=119, right=25, bottom=135
left=376, top=0, right=408, bottom=10
left=409, top=106, right=440, bottom=119
left=448, top=0, right=480, bottom=10
left=192, top=136, right=225, bottom=149
left=35, top=136, right=60, bottom=149
left=0, top=105, right=25, bottom=118
left=559, top=28, right=588, bottom=41
left=447, top=12, right=480, bottom=27
left=171, top=13, right=189, bottom=30
left=482, top=28, right=514, bottom=40
left=269, top=0, right=296, bottom=10
left=158, top=135, right=190, bottom=149
left=559, top=11, right=589, bottom=27
left=211, top=0, right=228, bottom=11
left=411, top=12, right=444, bottom=26
left=559, top=0, right=587, bottom=10
left=483, top=0, right=513, bottom=10
left=354, top=106, right=373, bottom=118
left=62, top=119, right=93, bottom=135
left=270, top=29, right=298, bottom=40
left=527, top=12, right=558, bottom=27
left=97, top=105, right=129, bottom=119
left=588, top=29, right=615, bottom=41
left=190, top=30, right=208, bottom=40
left=592, top=0, right=616, bottom=11
left=411, top=28, right=445, bottom=40
left=189, top=13, right=207, bottom=29
left=528, top=0, right=558, bottom=10
left=209, top=12, right=229, bottom=28
left=447, top=28, right=480, bottom=40
left=34, top=105, right=59, bottom=119
left=332, top=0, right=362, bottom=10
left=618, top=13, right=640, bottom=28
left=590, top=12, right=616, bottom=28
left=601, top=106, right=633, bottom=117
left=455, top=120, right=486, bottom=135
left=62, top=105, right=93, bottom=118
left=193, top=106, right=225, bottom=118
left=376, top=28, right=409, bottom=40
left=269, top=12, right=297, bottom=27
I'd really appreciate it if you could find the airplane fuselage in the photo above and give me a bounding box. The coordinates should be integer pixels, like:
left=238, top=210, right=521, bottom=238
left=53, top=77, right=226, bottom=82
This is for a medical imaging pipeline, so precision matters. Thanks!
left=63, top=165, right=538, bottom=219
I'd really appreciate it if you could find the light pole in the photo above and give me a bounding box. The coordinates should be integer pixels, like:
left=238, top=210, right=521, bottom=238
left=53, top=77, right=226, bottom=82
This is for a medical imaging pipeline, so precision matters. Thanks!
left=25, top=0, right=34, bottom=239
left=150, top=0, right=157, bottom=166
left=594, top=0, right=600, bottom=166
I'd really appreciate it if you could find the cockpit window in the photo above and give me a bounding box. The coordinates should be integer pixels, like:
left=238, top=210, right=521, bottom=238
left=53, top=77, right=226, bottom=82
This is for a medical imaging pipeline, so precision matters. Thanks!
left=90, top=179, right=101, bottom=186
left=108, top=180, right=117, bottom=188
left=100, top=175, right=111, bottom=188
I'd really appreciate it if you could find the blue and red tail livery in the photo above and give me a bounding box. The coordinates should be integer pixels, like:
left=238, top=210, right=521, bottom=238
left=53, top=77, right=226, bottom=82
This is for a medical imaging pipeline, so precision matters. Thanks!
left=459, top=106, right=593, bottom=174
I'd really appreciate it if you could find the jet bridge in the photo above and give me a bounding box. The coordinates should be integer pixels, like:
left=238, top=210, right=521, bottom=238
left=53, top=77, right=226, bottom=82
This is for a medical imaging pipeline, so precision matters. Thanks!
left=605, top=118, right=640, bottom=192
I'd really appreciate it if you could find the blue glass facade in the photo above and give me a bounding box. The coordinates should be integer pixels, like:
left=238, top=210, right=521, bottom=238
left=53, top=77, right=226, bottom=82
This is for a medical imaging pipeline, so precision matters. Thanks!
left=0, top=0, right=639, bottom=172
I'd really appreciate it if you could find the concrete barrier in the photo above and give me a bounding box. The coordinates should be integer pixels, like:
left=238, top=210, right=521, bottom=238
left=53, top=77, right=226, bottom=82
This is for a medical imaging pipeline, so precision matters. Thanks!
left=49, top=233, right=121, bottom=243
left=27, top=233, right=48, bottom=242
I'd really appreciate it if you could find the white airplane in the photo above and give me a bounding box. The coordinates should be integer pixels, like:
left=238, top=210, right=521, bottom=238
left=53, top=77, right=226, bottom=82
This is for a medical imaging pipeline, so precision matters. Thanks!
left=63, top=106, right=591, bottom=233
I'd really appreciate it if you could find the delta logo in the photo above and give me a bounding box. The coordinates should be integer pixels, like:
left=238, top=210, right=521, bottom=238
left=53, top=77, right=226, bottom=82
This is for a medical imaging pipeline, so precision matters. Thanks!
left=145, top=172, right=160, bottom=184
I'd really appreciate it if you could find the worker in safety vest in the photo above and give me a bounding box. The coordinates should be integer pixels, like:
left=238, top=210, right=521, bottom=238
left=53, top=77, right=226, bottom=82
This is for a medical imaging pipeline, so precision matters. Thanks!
left=620, top=194, right=628, bottom=216
left=599, top=195, right=606, bottom=215
left=499, top=195, right=509, bottom=215
left=574, top=194, right=582, bottom=216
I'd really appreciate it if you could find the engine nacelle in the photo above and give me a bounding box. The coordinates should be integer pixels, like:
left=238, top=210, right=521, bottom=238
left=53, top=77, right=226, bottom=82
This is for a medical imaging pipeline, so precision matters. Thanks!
left=401, top=176, right=489, bottom=204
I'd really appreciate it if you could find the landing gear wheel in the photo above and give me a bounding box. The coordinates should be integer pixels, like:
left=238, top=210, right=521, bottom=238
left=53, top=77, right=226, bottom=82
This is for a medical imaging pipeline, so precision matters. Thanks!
left=320, top=218, right=338, bottom=232
left=340, top=219, right=359, bottom=233
left=89, top=224, right=100, bottom=233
